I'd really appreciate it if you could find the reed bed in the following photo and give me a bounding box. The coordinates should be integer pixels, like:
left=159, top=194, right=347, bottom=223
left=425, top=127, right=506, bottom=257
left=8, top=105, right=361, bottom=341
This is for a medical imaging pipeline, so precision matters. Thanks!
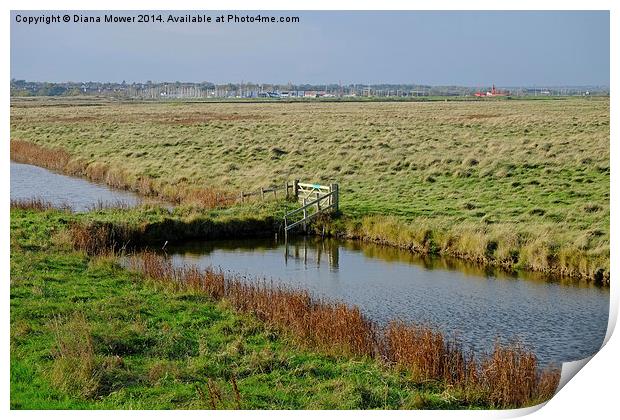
left=10, top=140, right=72, bottom=172
left=63, top=221, right=561, bottom=407
left=85, top=199, right=137, bottom=212
left=11, top=140, right=236, bottom=209
left=126, top=250, right=560, bottom=408
left=68, top=221, right=134, bottom=256
left=10, top=197, right=136, bottom=213
left=133, top=253, right=377, bottom=357
left=384, top=321, right=478, bottom=386
left=10, top=197, right=70, bottom=212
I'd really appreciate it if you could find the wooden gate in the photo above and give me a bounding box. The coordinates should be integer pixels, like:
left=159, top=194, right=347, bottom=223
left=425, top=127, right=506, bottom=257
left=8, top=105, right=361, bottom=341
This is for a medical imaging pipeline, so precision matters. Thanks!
left=284, top=181, right=339, bottom=234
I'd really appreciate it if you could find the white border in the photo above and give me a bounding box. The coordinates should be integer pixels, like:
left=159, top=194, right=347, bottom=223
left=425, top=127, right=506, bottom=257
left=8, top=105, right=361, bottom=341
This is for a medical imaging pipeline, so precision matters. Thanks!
left=3, top=1, right=617, bottom=419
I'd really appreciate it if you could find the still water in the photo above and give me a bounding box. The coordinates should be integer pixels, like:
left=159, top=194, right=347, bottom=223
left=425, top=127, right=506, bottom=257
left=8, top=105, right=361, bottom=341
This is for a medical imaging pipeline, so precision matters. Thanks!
left=10, top=161, right=141, bottom=211
left=165, top=237, right=609, bottom=365
left=10, top=160, right=609, bottom=365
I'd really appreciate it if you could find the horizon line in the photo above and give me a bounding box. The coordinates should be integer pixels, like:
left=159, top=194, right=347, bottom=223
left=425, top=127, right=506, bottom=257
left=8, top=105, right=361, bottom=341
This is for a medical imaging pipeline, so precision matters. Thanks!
left=10, top=79, right=611, bottom=89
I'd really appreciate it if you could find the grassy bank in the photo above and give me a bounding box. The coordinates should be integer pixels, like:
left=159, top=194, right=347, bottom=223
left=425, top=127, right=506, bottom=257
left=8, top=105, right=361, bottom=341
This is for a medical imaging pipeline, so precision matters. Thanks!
left=57, top=198, right=608, bottom=284
left=11, top=206, right=559, bottom=409
left=10, top=208, right=437, bottom=409
left=311, top=214, right=609, bottom=285
left=10, top=97, right=609, bottom=281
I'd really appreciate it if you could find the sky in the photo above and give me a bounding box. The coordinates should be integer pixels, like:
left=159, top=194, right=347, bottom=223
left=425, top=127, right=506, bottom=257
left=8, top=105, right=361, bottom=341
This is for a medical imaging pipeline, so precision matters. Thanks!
left=10, top=10, right=610, bottom=86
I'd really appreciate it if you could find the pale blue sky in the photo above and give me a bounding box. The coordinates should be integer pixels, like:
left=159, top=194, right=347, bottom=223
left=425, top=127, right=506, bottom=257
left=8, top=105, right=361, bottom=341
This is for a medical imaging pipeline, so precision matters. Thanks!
left=10, top=10, right=610, bottom=86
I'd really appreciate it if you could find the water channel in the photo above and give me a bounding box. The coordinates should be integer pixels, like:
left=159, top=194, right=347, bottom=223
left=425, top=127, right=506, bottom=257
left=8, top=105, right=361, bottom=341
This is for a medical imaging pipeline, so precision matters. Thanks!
left=10, top=160, right=609, bottom=365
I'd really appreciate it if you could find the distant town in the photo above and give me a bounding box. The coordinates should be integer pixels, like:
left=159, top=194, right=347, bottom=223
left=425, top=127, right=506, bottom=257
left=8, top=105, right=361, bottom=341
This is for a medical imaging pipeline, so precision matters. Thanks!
left=10, top=79, right=609, bottom=99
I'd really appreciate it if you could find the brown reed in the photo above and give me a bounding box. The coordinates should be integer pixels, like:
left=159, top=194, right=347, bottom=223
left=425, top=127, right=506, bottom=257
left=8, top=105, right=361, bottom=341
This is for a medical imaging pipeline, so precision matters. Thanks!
left=60, top=221, right=563, bottom=407
left=85, top=199, right=136, bottom=212
left=10, top=197, right=66, bottom=211
left=68, top=222, right=133, bottom=256
left=384, top=320, right=478, bottom=386
left=11, top=139, right=237, bottom=209
left=10, top=140, right=72, bottom=172
left=126, top=251, right=560, bottom=408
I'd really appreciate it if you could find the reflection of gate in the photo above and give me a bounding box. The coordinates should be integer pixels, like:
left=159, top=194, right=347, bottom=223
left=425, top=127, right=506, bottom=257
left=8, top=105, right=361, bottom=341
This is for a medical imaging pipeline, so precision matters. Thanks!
left=284, top=181, right=339, bottom=234
left=284, top=237, right=340, bottom=270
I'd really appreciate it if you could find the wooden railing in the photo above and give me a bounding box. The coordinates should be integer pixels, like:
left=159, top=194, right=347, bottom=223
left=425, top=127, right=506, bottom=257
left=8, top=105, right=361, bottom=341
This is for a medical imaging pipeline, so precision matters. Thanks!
left=284, top=182, right=339, bottom=234
left=238, top=182, right=295, bottom=203
left=234, top=179, right=339, bottom=234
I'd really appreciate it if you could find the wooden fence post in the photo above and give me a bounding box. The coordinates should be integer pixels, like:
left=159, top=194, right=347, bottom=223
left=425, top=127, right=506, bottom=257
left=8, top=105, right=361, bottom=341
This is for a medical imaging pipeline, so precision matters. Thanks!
left=330, top=183, right=339, bottom=212
left=293, top=179, right=299, bottom=201
left=302, top=198, right=307, bottom=233
left=240, top=191, right=244, bottom=203
left=260, top=187, right=264, bottom=200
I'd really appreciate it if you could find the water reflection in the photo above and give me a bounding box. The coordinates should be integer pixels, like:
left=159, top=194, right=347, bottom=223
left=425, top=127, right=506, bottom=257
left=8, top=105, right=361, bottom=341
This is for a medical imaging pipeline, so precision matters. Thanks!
left=284, top=236, right=340, bottom=271
left=165, top=236, right=609, bottom=365
left=173, top=235, right=591, bottom=289
left=10, top=161, right=142, bottom=212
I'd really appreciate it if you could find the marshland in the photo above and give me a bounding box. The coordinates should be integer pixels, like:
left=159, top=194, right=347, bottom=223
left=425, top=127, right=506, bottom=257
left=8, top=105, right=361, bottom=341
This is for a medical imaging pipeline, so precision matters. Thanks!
left=10, top=96, right=609, bottom=409
left=10, top=96, right=610, bottom=281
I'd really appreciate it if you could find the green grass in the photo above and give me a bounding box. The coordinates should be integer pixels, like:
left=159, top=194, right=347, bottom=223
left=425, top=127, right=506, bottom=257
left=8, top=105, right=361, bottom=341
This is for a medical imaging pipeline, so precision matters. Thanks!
left=10, top=97, right=609, bottom=280
left=11, top=208, right=485, bottom=409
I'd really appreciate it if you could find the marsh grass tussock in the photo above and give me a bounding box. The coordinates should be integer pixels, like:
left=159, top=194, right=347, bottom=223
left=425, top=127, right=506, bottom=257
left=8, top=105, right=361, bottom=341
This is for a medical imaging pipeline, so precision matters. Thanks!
left=126, top=251, right=560, bottom=408
left=49, top=312, right=136, bottom=400
left=49, top=312, right=99, bottom=398
left=50, top=312, right=118, bottom=398
left=340, top=215, right=609, bottom=284
left=68, top=222, right=130, bottom=256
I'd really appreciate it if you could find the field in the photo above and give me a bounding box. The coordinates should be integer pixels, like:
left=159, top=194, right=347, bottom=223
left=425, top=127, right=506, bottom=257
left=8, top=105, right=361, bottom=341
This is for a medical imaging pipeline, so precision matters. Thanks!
left=10, top=97, right=610, bottom=280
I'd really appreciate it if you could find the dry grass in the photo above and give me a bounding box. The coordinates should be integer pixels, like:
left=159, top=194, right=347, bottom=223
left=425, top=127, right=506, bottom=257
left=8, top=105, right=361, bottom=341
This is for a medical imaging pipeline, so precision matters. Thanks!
left=68, top=222, right=129, bottom=255
left=384, top=321, right=477, bottom=386
left=479, top=343, right=546, bottom=408
left=11, top=140, right=236, bottom=208
left=127, top=251, right=560, bottom=408
left=10, top=197, right=68, bottom=211
left=85, top=199, right=137, bottom=212
left=10, top=139, right=72, bottom=171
